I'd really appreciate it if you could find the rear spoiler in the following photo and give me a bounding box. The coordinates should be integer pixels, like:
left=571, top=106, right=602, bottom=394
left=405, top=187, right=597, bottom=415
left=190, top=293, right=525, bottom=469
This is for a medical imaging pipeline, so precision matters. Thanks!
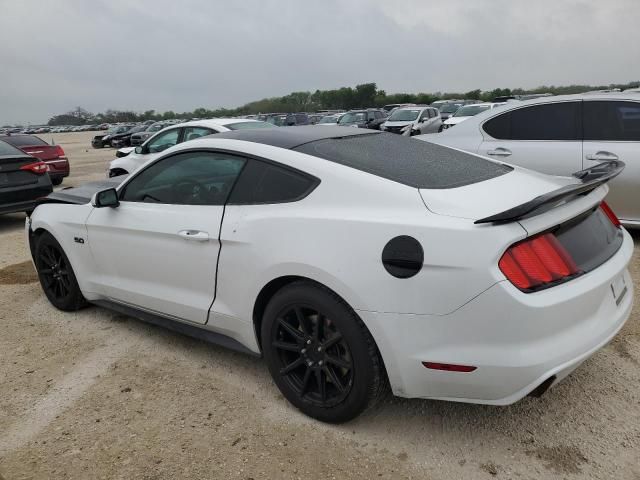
left=474, top=160, right=625, bottom=224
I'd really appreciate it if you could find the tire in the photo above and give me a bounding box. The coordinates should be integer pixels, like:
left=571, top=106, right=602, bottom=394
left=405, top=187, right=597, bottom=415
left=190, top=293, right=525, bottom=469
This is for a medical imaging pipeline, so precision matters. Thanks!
left=51, top=177, right=63, bottom=186
left=261, top=281, right=388, bottom=423
left=34, top=232, right=87, bottom=311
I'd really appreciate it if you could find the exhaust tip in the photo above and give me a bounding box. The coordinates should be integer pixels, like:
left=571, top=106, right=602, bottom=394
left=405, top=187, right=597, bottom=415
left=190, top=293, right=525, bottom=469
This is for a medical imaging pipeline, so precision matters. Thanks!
left=528, top=375, right=556, bottom=398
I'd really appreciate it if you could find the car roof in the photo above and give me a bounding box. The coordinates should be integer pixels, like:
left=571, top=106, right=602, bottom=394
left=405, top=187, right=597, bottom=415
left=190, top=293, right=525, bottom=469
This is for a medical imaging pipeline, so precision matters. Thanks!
left=209, top=125, right=376, bottom=149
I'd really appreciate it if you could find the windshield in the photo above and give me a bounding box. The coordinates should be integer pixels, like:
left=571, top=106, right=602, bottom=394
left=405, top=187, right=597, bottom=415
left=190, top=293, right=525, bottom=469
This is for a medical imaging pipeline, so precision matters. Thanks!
left=225, top=121, right=274, bottom=130
left=266, top=116, right=286, bottom=126
left=454, top=105, right=490, bottom=117
left=439, top=104, right=460, bottom=114
left=339, top=112, right=366, bottom=124
left=388, top=109, right=421, bottom=121
left=148, top=124, right=166, bottom=132
left=0, top=139, right=27, bottom=156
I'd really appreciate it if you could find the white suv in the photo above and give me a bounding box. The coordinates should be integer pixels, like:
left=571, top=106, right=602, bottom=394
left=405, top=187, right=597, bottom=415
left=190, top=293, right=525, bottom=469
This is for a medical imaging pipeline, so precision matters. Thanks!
left=420, top=93, right=640, bottom=226
left=381, top=106, right=442, bottom=136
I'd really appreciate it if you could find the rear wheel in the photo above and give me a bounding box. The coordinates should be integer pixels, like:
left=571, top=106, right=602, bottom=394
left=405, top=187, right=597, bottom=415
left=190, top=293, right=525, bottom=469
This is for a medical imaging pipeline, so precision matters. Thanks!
left=261, top=281, right=387, bottom=423
left=51, top=177, right=63, bottom=186
left=34, top=232, right=87, bottom=311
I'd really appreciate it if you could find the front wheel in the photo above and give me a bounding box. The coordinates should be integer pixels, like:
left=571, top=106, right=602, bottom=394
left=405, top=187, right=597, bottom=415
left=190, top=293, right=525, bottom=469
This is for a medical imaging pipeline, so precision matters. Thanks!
left=34, top=232, right=87, bottom=311
left=261, top=281, right=388, bottom=423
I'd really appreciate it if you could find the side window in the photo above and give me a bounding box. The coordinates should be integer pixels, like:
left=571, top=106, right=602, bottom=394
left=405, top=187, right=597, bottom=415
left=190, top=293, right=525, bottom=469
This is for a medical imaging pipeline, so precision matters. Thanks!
left=483, top=102, right=580, bottom=140
left=228, top=160, right=318, bottom=204
left=183, top=127, right=215, bottom=142
left=584, top=101, right=640, bottom=141
left=121, top=151, right=246, bottom=206
left=146, top=128, right=180, bottom=153
left=419, top=110, right=430, bottom=120
left=367, top=112, right=375, bottom=121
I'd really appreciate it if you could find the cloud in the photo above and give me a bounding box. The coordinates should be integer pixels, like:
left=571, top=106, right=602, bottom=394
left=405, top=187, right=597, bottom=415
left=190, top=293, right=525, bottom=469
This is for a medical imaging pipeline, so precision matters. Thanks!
left=0, top=0, right=638, bottom=124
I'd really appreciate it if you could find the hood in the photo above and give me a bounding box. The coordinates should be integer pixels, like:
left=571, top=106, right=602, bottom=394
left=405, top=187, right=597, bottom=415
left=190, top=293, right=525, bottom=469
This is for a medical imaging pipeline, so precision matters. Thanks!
left=42, top=177, right=127, bottom=205
left=383, top=121, right=413, bottom=128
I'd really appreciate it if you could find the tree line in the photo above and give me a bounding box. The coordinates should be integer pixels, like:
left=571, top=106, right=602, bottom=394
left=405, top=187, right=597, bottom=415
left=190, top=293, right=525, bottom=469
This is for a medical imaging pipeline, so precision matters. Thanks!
left=47, top=81, right=640, bottom=126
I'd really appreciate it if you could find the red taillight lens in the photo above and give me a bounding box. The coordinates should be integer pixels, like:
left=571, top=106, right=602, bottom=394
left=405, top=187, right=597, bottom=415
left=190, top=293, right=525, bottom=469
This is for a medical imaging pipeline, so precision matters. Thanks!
left=600, top=201, right=621, bottom=228
left=54, top=145, right=66, bottom=158
left=499, top=232, right=580, bottom=292
left=20, top=161, right=48, bottom=175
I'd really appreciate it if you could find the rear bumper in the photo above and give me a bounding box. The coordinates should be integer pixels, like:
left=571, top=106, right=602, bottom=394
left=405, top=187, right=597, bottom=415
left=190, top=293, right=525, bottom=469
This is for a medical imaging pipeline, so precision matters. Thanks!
left=45, top=159, right=70, bottom=178
left=360, top=229, right=634, bottom=404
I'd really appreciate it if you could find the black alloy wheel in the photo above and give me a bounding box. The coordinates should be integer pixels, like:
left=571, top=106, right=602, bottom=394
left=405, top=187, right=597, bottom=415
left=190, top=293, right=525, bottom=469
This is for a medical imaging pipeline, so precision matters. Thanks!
left=262, top=281, right=388, bottom=423
left=272, top=305, right=353, bottom=407
left=34, top=232, right=87, bottom=311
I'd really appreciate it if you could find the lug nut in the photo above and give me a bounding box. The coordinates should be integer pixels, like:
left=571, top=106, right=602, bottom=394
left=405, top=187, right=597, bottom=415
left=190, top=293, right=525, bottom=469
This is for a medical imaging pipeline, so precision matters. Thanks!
left=317, top=346, right=322, bottom=352
left=301, top=348, right=306, bottom=354
left=318, top=360, right=323, bottom=366
left=306, top=339, right=312, bottom=345
left=307, top=361, right=314, bottom=367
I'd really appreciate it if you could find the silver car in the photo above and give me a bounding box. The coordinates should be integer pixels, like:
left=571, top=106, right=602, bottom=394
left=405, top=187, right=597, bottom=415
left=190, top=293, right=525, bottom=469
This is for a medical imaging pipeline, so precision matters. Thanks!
left=381, top=106, right=442, bottom=136
left=419, top=93, right=640, bottom=227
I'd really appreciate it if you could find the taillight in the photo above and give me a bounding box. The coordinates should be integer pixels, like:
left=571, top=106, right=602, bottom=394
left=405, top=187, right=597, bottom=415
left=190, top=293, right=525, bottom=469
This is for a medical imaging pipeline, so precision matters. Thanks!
left=20, top=162, right=48, bottom=175
left=600, top=201, right=621, bottom=228
left=54, top=145, right=67, bottom=158
left=499, top=232, right=580, bottom=292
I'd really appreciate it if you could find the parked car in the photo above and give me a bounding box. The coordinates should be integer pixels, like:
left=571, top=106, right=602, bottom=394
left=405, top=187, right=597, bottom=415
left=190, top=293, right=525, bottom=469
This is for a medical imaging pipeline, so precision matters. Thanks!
left=381, top=106, right=442, bottom=136
left=130, top=122, right=169, bottom=147
left=28, top=126, right=632, bottom=422
left=440, top=103, right=504, bottom=130
left=108, top=118, right=273, bottom=177
left=0, top=140, right=52, bottom=214
left=434, top=102, right=462, bottom=122
left=316, top=114, right=342, bottom=125
left=110, top=124, right=150, bottom=149
left=266, top=113, right=310, bottom=126
left=420, top=93, right=640, bottom=226
left=0, top=134, right=69, bottom=185
left=337, top=109, right=387, bottom=129
left=92, top=124, right=135, bottom=148
left=382, top=103, right=416, bottom=113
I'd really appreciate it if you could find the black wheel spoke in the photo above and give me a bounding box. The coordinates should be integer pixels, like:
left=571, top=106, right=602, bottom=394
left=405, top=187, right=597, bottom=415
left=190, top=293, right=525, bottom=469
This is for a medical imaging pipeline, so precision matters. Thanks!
left=313, top=314, right=324, bottom=342
left=280, top=357, right=304, bottom=376
left=315, top=369, right=326, bottom=402
left=277, top=317, right=305, bottom=343
left=300, top=367, right=312, bottom=396
left=40, top=268, right=53, bottom=275
left=272, top=340, right=301, bottom=353
left=322, top=332, right=342, bottom=349
left=326, top=355, right=351, bottom=371
left=294, top=307, right=311, bottom=336
left=324, top=365, right=345, bottom=393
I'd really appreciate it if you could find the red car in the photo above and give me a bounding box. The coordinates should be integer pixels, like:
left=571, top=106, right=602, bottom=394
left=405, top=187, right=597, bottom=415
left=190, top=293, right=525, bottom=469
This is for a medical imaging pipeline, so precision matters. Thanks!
left=0, top=134, right=69, bottom=185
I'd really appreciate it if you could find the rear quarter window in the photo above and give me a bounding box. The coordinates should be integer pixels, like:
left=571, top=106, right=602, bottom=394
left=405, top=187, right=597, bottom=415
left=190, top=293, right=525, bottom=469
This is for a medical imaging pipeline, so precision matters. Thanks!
left=584, top=101, right=640, bottom=141
left=228, top=160, right=319, bottom=204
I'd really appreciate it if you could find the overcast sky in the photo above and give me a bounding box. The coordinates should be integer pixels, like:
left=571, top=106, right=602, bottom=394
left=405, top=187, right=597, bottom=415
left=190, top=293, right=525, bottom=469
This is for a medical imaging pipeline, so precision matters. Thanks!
left=0, top=0, right=638, bottom=124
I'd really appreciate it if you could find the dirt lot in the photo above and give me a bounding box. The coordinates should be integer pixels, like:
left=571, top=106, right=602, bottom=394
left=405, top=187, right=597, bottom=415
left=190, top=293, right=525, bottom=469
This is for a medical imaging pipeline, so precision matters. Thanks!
left=1, top=131, right=639, bottom=479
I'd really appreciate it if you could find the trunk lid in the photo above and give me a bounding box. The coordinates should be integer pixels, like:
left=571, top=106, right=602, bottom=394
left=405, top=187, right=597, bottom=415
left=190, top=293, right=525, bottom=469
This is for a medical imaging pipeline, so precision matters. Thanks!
left=19, top=145, right=61, bottom=161
left=0, top=155, right=42, bottom=187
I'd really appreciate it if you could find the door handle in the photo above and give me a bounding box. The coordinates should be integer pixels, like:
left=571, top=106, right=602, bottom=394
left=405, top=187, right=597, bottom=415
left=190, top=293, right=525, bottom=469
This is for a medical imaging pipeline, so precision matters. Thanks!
left=486, top=148, right=512, bottom=157
left=585, top=151, right=619, bottom=162
left=177, top=230, right=209, bottom=242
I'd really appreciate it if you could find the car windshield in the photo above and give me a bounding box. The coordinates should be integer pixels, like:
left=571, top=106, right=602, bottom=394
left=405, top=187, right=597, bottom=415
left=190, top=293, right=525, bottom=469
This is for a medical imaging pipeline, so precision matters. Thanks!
left=148, top=124, right=165, bottom=132
left=319, top=116, right=338, bottom=124
left=454, top=105, right=490, bottom=117
left=339, top=112, right=366, bottom=123
left=439, top=104, right=460, bottom=114
left=388, top=109, right=421, bottom=121
left=225, top=121, right=274, bottom=130
left=0, top=135, right=47, bottom=147
left=266, top=116, right=287, bottom=126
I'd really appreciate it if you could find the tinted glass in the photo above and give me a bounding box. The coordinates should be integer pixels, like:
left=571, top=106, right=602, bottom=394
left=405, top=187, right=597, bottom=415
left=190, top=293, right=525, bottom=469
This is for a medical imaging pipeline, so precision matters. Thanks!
left=510, top=102, right=580, bottom=140
left=228, top=160, right=317, bottom=204
left=484, top=102, right=580, bottom=140
left=0, top=135, right=47, bottom=147
left=389, top=109, right=421, bottom=121
left=295, top=134, right=512, bottom=189
left=183, top=127, right=214, bottom=142
left=0, top=139, right=28, bottom=156
left=584, top=101, right=640, bottom=141
left=147, top=129, right=180, bottom=153
left=122, top=151, right=245, bottom=205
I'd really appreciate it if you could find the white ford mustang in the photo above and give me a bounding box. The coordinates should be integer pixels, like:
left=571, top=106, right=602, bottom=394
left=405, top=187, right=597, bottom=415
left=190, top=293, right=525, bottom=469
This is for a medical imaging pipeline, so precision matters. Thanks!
left=26, top=127, right=633, bottom=422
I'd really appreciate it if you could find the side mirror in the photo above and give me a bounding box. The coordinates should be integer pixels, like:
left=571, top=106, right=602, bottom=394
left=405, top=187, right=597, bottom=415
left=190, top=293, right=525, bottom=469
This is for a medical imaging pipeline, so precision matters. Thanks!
left=92, top=188, right=120, bottom=208
left=135, top=146, right=143, bottom=154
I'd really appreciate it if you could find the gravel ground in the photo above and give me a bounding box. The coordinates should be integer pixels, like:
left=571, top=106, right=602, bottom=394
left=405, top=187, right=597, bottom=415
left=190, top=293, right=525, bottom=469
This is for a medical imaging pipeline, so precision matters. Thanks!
left=0, top=132, right=639, bottom=479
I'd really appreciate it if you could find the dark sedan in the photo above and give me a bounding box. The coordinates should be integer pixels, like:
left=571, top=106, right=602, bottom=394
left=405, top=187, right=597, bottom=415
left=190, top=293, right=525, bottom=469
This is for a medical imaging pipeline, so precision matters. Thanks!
left=0, top=140, right=53, bottom=215
left=337, top=109, right=387, bottom=129
left=92, top=125, right=135, bottom=148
